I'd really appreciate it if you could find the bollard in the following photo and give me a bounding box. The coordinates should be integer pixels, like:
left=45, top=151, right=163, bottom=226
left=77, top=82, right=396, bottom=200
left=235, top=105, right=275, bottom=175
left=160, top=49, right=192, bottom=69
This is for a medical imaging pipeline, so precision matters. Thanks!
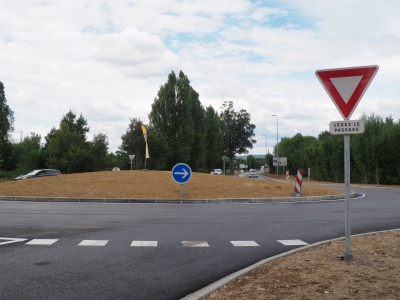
left=292, top=169, right=304, bottom=196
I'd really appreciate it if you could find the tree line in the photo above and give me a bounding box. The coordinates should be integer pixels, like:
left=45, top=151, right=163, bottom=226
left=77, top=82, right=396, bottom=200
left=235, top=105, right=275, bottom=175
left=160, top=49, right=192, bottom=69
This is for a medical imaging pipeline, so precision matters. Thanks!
left=5, top=72, right=398, bottom=185
left=278, top=113, right=400, bottom=185
left=0, top=71, right=256, bottom=179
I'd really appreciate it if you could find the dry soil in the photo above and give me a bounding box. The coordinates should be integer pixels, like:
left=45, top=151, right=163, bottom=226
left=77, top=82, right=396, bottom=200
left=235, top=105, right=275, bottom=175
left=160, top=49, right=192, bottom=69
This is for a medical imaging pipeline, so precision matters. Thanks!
left=206, top=230, right=400, bottom=300
left=0, top=170, right=341, bottom=199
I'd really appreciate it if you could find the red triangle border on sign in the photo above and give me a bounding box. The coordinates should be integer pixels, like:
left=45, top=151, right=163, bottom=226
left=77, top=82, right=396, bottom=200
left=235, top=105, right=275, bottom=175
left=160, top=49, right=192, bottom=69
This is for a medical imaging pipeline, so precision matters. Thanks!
left=315, top=65, right=379, bottom=119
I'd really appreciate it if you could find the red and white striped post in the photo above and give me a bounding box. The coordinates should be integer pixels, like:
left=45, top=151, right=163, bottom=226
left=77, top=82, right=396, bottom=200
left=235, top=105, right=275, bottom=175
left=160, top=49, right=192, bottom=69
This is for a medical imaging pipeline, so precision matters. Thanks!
left=293, top=169, right=304, bottom=195
left=285, top=170, right=290, bottom=181
left=235, top=170, right=239, bottom=177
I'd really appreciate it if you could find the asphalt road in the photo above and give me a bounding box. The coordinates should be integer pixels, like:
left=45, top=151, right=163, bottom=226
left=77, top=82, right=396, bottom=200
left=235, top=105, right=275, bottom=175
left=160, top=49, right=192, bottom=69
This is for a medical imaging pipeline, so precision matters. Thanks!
left=0, top=186, right=399, bottom=300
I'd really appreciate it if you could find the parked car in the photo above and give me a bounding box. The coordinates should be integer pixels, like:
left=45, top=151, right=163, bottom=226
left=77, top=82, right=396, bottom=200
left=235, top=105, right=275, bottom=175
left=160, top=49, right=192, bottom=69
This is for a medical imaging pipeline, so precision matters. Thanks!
left=210, top=169, right=223, bottom=175
left=248, top=169, right=258, bottom=178
left=14, top=169, right=63, bottom=180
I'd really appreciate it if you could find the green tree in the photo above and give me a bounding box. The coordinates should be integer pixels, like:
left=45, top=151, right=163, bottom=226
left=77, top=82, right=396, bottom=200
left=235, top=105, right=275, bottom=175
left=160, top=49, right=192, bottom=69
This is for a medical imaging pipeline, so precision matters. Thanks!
left=351, top=114, right=384, bottom=184
left=120, top=118, right=168, bottom=170
left=106, top=150, right=130, bottom=170
left=0, top=81, right=15, bottom=170
left=46, top=122, right=92, bottom=173
left=278, top=133, right=318, bottom=175
left=60, top=110, right=89, bottom=140
left=14, top=132, right=42, bottom=172
left=382, top=117, right=400, bottom=183
left=203, top=106, right=224, bottom=171
left=188, top=89, right=206, bottom=171
left=120, top=118, right=147, bottom=169
left=220, top=101, right=256, bottom=174
left=149, top=71, right=198, bottom=169
left=91, top=133, right=109, bottom=171
left=45, top=111, right=95, bottom=173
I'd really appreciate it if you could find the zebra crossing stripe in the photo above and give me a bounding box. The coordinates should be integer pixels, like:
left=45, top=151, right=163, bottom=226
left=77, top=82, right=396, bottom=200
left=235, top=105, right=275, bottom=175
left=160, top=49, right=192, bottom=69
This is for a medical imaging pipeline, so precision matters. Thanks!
left=278, top=239, right=308, bottom=246
left=26, top=239, right=58, bottom=245
left=78, top=240, right=108, bottom=246
left=131, top=241, right=157, bottom=247
left=231, top=241, right=259, bottom=247
left=182, top=241, right=209, bottom=247
left=8, top=239, right=309, bottom=247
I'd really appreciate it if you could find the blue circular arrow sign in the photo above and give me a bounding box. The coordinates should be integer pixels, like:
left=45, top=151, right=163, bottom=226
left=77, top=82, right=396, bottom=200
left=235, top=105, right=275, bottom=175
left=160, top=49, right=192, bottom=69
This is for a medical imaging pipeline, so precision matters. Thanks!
left=171, top=163, right=192, bottom=184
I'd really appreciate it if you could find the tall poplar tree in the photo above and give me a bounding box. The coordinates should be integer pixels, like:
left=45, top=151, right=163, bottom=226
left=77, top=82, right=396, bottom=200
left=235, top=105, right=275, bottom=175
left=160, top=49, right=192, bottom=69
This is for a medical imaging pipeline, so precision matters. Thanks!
left=204, top=106, right=224, bottom=171
left=0, top=81, right=15, bottom=170
left=149, top=71, right=199, bottom=169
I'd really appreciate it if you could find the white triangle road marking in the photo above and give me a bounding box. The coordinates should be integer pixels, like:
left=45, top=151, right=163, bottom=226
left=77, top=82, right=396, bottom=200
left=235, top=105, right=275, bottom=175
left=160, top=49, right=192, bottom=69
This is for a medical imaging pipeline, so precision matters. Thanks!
left=0, top=237, right=27, bottom=246
left=330, top=76, right=363, bottom=104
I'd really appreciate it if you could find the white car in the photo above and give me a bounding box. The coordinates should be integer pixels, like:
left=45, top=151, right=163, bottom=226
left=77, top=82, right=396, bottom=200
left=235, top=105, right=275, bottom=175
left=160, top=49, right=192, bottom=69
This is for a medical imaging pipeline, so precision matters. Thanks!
left=248, top=169, right=258, bottom=178
left=210, top=169, right=223, bottom=175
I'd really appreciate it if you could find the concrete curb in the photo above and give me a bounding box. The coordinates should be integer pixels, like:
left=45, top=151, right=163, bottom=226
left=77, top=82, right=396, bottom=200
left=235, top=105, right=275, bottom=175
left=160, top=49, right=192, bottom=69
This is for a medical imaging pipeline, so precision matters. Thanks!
left=0, top=192, right=360, bottom=204
left=181, top=228, right=400, bottom=300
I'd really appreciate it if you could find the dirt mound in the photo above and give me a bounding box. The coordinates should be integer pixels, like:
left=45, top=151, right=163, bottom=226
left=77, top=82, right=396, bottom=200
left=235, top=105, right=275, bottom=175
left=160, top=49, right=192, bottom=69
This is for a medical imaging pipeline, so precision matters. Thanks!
left=0, top=170, right=341, bottom=199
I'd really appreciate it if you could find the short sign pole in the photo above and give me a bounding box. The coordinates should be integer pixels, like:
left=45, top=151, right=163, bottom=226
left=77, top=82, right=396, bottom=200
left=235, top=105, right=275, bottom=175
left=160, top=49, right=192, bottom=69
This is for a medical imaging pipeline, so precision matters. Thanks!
left=222, top=156, right=229, bottom=175
left=129, top=155, right=135, bottom=170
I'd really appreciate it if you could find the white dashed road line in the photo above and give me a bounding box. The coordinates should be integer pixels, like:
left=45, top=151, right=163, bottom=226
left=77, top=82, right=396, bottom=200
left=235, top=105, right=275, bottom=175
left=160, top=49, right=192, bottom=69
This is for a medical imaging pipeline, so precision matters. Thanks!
left=2, top=238, right=309, bottom=247
left=131, top=241, right=158, bottom=247
left=182, top=241, right=210, bottom=247
left=231, top=241, right=259, bottom=247
left=78, top=240, right=109, bottom=246
left=278, top=239, right=308, bottom=246
left=26, top=239, right=59, bottom=245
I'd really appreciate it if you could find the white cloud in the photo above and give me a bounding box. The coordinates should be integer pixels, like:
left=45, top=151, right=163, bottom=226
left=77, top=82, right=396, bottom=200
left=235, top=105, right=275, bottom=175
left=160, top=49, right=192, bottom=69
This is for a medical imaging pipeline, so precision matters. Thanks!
left=250, top=7, right=288, bottom=21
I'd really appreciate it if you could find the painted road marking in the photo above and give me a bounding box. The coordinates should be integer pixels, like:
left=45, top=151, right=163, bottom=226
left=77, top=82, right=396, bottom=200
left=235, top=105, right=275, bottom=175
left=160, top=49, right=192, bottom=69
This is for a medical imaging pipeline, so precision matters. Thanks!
left=278, top=239, right=308, bottom=246
left=26, top=239, right=59, bottom=245
left=182, top=241, right=209, bottom=247
left=231, top=241, right=259, bottom=247
left=78, top=240, right=108, bottom=246
left=0, top=237, right=27, bottom=246
left=131, top=241, right=158, bottom=247
left=2, top=238, right=310, bottom=247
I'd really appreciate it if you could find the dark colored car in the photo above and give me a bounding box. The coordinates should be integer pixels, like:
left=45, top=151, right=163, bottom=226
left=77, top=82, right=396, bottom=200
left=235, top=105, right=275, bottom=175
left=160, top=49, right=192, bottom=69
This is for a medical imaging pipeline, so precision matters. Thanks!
left=14, top=169, right=63, bottom=180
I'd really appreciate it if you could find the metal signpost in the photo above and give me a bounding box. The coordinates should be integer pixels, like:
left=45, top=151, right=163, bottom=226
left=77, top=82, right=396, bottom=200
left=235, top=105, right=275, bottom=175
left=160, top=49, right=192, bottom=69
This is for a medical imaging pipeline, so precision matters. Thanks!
left=222, top=156, right=229, bottom=175
left=316, top=65, right=378, bottom=260
left=171, top=163, right=192, bottom=195
left=129, top=155, right=135, bottom=170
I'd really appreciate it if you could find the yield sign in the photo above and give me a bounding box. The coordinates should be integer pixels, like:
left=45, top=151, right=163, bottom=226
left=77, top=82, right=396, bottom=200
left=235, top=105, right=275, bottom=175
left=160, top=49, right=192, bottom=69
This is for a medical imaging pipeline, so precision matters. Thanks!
left=315, top=65, right=379, bottom=119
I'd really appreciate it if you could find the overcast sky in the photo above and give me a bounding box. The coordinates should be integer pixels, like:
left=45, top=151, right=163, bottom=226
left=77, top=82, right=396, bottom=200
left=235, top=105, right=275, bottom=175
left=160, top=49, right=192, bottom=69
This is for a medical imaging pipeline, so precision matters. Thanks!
left=1, top=0, right=399, bottom=155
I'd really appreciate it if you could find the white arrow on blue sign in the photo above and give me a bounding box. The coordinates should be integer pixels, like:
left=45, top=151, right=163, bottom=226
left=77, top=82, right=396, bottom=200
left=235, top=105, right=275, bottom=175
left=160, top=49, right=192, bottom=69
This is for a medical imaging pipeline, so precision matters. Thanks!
left=171, top=163, right=192, bottom=184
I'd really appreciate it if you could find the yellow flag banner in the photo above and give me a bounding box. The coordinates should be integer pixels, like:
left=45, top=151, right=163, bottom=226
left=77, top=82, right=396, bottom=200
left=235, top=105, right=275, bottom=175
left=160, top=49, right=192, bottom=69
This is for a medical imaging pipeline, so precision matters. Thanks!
left=141, top=125, right=150, bottom=159
left=145, top=143, right=149, bottom=159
